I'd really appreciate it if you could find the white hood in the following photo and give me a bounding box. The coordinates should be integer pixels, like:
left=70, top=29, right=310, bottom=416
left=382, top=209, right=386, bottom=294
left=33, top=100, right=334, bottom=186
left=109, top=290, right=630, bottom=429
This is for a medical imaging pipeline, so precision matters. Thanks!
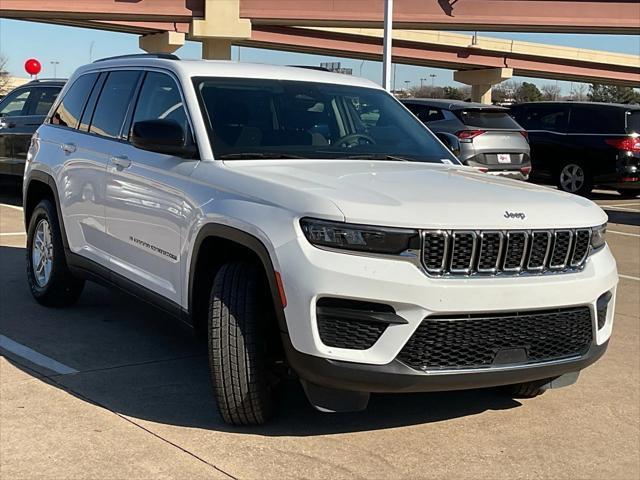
left=224, top=160, right=607, bottom=229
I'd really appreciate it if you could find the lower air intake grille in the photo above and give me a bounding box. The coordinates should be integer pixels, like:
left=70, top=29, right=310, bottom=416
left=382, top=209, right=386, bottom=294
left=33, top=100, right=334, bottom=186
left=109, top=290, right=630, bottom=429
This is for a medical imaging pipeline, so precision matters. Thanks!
left=398, top=307, right=593, bottom=370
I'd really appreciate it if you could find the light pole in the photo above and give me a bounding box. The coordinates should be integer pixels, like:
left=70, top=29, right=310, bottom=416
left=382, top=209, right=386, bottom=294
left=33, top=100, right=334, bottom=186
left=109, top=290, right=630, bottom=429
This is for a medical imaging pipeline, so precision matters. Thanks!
left=429, top=73, right=437, bottom=97
left=404, top=80, right=410, bottom=92
left=420, top=77, right=427, bottom=89
left=50, top=61, right=60, bottom=78
left=382, top=0, right=393, bottom=91
left=89, top=41, right=95, bottom=63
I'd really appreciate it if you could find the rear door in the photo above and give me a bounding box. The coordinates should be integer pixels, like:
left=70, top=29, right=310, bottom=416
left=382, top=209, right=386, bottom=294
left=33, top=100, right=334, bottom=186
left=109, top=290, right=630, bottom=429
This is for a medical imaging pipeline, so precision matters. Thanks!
left=514, top=104, right=569, bottom=178
left=0, top=87, right=32, bottom=175
left=103, top=70, right=197, bottom=305
left=10, top=86, right=60, bottom=172
left=454, top=108, right=529, bottom=168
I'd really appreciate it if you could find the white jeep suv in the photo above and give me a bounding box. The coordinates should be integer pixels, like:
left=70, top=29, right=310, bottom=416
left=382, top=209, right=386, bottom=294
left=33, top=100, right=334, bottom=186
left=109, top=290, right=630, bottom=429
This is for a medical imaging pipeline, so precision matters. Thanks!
left=23, top=54, right=618, bottom=425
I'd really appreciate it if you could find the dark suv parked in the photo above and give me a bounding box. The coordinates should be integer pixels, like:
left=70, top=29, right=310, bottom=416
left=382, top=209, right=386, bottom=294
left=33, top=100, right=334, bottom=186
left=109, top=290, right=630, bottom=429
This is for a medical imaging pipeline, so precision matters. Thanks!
left=403, top=98, right=531, bottom=181
left=510, top=102, right=640, bottom=197
left=0, top=79, right=65, bottom=177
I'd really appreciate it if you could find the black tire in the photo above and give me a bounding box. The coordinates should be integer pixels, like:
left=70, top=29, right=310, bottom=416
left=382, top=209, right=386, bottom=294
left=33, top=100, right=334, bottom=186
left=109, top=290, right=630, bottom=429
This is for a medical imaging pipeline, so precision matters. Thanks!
left=556, top=162, right=593, bottom=196
left=26, top=199, right=84, bottom=306
left=617, top=189, right=639, bottom=199
left=208, top=262, right=274, bottom=425
left=504, top=378, right=553, bottom=399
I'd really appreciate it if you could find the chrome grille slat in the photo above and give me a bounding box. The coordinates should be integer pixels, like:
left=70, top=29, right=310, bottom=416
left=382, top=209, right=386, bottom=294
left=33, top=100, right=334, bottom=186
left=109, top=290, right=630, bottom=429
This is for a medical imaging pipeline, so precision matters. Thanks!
left=421, top=228, right=592, bottom=277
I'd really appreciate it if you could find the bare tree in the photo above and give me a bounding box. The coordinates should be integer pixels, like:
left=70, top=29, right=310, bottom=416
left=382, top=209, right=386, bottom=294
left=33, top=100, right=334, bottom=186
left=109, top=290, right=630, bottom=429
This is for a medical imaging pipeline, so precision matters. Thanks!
left=0, top=55, right=10, bottom=93
left=541, top=83, right=562, bottom=101
left=569, top=83, right=589, bottom=101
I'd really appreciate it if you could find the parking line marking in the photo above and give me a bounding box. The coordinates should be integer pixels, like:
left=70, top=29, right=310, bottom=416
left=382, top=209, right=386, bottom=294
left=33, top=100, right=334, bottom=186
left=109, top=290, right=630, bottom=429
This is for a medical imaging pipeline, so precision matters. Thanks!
left=0, top=335, right=78, bottom=375
left=603, top=206, right=640, bottom=212
left=0, top=204, right=23, bottom=211
left=608, top=230, right=640, bottom=238
left=619, top=274, right=640, bottom=282
left=0, top=232, right=25, bottom=236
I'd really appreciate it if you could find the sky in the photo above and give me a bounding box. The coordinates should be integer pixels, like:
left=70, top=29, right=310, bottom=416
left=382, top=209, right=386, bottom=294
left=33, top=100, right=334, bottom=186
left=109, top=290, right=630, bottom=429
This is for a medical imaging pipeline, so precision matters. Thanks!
left=1, top=19, right=639, bottom=94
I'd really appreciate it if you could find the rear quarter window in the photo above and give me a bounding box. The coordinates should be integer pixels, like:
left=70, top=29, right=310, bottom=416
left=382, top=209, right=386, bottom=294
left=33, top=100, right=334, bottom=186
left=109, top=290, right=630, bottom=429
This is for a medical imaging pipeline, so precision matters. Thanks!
left=568, top=106, right=626, bottom=134
left=627, top=111, right=640, bottom=134
left=455, top=110, right=521, bottom=129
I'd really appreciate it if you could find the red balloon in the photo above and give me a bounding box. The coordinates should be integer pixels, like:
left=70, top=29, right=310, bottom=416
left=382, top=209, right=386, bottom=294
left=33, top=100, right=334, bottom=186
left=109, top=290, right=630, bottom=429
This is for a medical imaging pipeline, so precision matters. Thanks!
left=24, top=58, right=42, bottom=76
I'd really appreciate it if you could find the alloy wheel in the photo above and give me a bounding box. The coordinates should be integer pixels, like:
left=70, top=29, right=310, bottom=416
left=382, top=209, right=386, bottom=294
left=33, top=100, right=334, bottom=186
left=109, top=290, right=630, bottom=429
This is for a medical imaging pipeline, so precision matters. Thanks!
left=560, top=164, right=585, bottom=193
left=32, top=219, right=53, bottom=287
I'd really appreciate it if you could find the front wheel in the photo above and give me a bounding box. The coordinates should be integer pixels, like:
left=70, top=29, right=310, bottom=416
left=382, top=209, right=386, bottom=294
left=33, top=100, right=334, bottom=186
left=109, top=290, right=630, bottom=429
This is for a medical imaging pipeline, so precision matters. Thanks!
left=208, top=262, right=274, bottom=425
left=26, top=199, right=84, bottom=306
left=557, top=162, right=593, bottom=196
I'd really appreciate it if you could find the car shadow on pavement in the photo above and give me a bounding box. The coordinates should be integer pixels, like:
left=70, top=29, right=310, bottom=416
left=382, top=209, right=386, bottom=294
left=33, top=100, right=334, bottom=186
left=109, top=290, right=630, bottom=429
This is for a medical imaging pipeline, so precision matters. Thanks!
left=1, top=244, right=522, bottom=436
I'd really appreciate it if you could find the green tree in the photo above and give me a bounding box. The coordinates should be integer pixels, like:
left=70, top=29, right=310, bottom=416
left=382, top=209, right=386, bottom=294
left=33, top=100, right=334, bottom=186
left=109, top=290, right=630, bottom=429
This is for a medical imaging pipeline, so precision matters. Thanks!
left=515, top=82, right=542, bottom=103
left=589, top=84, right=640, bottom=104
left=442, top=86, right=464, bottom=100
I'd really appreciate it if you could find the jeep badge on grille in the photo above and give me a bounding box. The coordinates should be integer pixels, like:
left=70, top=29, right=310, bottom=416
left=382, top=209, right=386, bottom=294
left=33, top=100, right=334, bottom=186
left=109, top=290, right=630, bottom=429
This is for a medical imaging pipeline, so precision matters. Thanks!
left=504, top=211, right=526, bottom=219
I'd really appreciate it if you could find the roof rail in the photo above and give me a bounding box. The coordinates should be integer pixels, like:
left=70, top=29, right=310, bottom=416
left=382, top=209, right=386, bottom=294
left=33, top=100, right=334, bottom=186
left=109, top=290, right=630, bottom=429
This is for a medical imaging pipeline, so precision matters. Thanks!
left=93, top=53, right=179, bottom=63
left=27, top=78, right=67, bottom=83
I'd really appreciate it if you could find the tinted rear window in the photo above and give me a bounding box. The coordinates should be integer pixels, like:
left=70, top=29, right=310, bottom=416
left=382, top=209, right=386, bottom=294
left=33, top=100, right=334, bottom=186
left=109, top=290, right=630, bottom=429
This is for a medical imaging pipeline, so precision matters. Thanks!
left=455, top=110, right=520, bottom=129
left=627, top=111, right=640, bottom=134
left=51, top=74, right=98, bottom=128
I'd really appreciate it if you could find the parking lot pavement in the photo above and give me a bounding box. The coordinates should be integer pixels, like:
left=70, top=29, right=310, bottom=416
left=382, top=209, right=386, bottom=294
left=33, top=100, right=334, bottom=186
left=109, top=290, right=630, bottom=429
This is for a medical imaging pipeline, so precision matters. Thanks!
left=1, top=185, right=638, bottom=480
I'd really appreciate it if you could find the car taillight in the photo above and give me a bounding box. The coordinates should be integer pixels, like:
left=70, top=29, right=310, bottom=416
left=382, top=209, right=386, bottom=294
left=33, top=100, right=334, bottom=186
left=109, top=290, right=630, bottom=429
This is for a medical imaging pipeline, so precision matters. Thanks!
left=605, top=137, right=640, bottom=153
left=520, top=166, right=532, bottom=175
left=456, top=130, right=485, bottom=141
left=519, top=130, right=529, bottom=141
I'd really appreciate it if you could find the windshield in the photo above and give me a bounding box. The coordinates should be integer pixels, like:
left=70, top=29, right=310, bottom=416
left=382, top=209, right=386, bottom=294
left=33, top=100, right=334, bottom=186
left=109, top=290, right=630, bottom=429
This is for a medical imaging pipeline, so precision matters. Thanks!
left=455, top=109, right=521, bottom=129
left=193, top=77, right=459, bottom=163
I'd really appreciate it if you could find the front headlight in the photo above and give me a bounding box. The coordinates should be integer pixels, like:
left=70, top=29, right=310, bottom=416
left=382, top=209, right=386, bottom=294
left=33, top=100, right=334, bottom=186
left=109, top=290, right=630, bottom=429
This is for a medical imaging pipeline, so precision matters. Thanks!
left=591, top=223, right=607, bottom=251
left=300, top=218, right=420, bottom=254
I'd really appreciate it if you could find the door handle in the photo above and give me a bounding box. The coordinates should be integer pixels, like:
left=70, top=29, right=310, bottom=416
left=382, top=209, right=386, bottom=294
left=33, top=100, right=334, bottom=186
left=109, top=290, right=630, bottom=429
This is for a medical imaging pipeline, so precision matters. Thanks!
left=110, top=155, right=131, bottom=170
left=61, top=143, right=76, bottom=154
left=0, top=120, right=15, bottom=129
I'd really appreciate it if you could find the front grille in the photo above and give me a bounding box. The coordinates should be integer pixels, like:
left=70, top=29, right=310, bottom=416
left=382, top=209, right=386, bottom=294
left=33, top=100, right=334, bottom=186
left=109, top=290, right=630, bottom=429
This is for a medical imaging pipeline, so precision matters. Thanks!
left=398, top=307, right=593, bottom=370
left=422, top=228, right=591, bottom=276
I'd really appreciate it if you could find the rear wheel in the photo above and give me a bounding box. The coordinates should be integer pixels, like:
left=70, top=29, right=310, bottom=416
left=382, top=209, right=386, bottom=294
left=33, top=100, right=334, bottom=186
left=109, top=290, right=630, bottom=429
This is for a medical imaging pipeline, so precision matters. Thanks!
left=26, top=199, right=84, bottom=306
left=557, top=162, right=593, bottom=196
left=207, top=262, right=274, bottom=425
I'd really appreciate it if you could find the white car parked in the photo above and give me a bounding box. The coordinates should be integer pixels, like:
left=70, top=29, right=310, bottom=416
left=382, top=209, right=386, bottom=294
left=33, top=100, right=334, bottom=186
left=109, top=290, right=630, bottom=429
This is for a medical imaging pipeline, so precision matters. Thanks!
left=23, top=55, right=617, bottom=425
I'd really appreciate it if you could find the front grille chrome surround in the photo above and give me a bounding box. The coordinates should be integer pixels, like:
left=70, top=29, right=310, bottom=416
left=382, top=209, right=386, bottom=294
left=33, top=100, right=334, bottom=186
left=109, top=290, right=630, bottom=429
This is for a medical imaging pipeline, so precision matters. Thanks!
left=421, top=228, right=592, bottom=277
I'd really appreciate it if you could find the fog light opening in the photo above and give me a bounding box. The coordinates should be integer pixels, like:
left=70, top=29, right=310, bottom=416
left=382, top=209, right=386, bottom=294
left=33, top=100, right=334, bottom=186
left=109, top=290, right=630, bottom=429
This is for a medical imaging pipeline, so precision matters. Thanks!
left=596, top=291, right=613, bottom=330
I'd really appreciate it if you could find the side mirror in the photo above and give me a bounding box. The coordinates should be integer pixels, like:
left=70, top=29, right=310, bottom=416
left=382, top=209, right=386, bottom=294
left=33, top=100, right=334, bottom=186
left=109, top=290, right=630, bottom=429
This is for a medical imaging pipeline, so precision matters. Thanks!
left=436, top=132, right=461, bottom=158
left=131, top=119, right=196, bottom=158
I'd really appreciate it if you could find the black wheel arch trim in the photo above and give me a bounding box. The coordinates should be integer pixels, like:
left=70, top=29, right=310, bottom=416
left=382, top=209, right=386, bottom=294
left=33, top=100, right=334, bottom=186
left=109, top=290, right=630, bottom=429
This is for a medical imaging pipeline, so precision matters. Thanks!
left=188, top=223, right=288, bottom=333
left=23, top=170, right=70, bottom=251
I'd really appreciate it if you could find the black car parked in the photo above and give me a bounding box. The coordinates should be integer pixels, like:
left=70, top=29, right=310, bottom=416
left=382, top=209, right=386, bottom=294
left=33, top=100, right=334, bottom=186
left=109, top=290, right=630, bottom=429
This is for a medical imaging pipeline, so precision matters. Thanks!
left=0, top=79, right=65, bottom=177
left=510, top=101, right=640, bottom=197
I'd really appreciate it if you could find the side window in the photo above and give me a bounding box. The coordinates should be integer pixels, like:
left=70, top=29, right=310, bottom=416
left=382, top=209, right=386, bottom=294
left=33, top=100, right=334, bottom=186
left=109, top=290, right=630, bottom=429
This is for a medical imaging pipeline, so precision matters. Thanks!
left=568, top=106, right=624, bottom=134
left=90, top=71, right=141, bottom=139
left=0, top=89, right=31, bottom=117
left=406, top=104, right=444, bottom=123
left=51, top=73, right=98, bottom=128
left=130, top=72, right=189, bottom=137
left=28, top=87, right=60, bottom=116
left=520, top=106, right=568, bottom=132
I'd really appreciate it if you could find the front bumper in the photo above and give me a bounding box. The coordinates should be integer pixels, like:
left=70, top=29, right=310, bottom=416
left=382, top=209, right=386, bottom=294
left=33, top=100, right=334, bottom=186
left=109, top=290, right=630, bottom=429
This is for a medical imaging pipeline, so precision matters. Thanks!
left=277, top=236, right=618, bottom=366
left=283, top=335, right=609, bottom=393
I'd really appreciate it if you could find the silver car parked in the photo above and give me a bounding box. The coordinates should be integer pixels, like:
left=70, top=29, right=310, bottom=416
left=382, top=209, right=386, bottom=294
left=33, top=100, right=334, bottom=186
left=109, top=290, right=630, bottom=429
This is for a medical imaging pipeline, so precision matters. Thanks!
left=403, top=99, right=532, bottom=181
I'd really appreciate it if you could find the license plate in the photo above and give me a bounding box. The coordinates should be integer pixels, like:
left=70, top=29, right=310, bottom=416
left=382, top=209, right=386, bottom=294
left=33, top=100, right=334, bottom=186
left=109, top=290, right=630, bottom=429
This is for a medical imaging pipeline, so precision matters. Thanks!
left=497, top=154, right=511, bottom=164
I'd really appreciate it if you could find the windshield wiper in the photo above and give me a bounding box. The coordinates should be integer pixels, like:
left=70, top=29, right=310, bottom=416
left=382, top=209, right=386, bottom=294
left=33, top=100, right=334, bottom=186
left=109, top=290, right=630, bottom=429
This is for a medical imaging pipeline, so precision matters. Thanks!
left=341, top=154, right=412, bottom=162
left=217, top=152, right=305, bottom=160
